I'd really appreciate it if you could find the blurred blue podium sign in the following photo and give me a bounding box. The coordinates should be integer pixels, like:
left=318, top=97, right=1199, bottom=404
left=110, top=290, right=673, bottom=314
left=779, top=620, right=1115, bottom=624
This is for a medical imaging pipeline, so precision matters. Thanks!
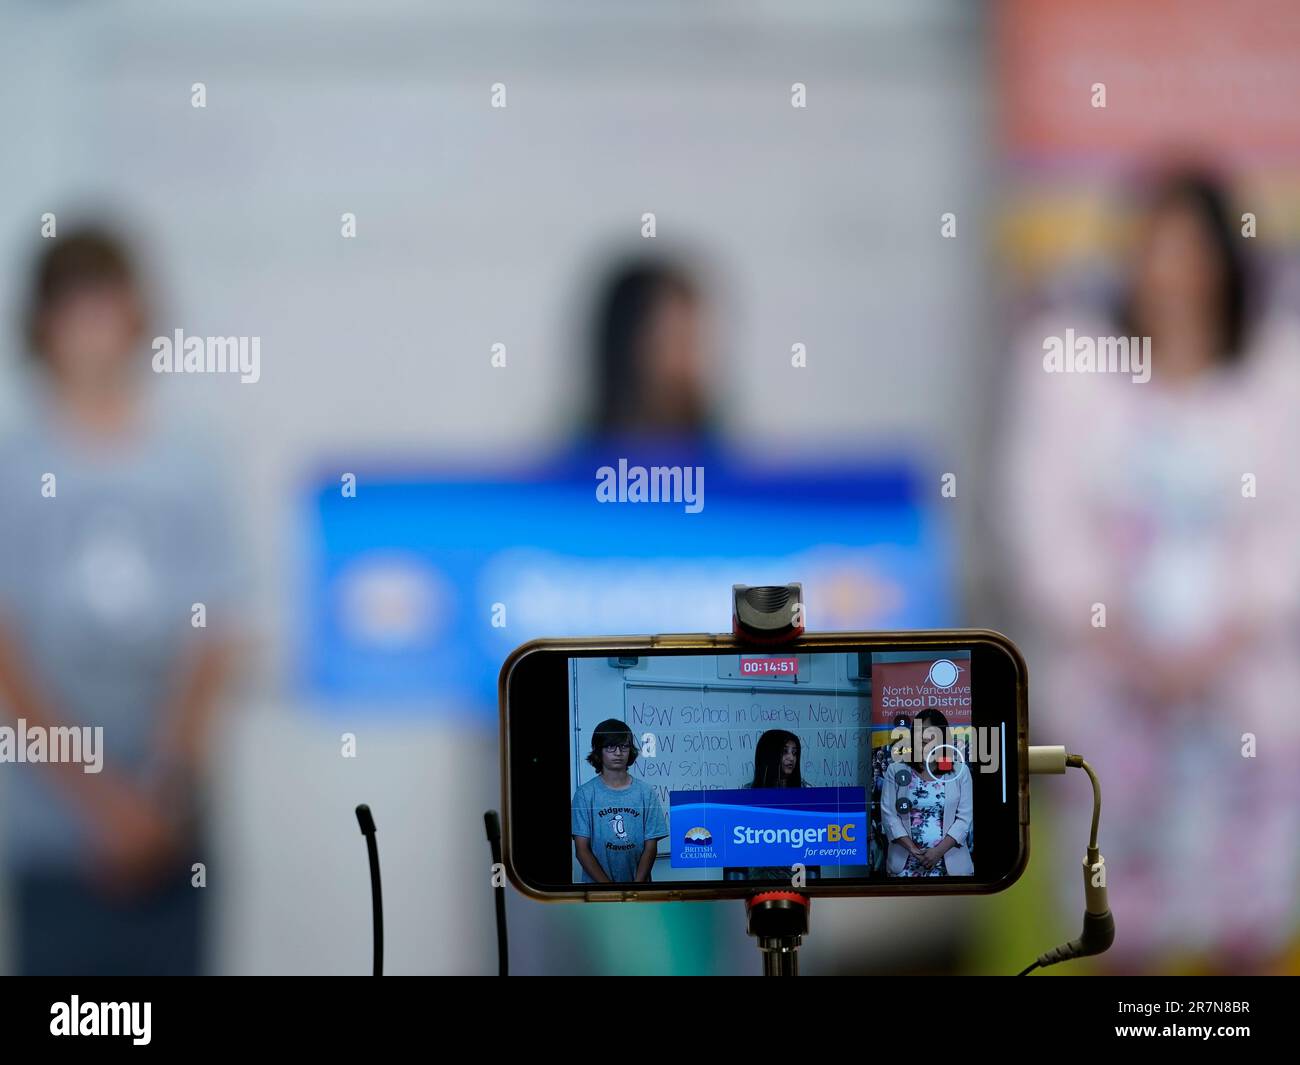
left=299, top=442, right=955, bottom=720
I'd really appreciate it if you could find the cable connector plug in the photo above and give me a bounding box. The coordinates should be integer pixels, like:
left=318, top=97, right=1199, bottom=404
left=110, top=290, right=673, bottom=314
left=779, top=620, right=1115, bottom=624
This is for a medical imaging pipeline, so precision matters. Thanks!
left=1027, top=745, right=1067, bottom=774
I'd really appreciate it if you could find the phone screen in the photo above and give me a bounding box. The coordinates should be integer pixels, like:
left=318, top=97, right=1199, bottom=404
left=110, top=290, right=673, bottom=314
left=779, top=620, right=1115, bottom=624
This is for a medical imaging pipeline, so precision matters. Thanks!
left=504, top=638, right=1026, bottom=897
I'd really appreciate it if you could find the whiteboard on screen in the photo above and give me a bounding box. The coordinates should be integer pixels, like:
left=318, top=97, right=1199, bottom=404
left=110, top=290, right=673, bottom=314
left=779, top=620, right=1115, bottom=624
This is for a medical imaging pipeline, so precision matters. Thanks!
left=621, top=683, right=872, bottom=808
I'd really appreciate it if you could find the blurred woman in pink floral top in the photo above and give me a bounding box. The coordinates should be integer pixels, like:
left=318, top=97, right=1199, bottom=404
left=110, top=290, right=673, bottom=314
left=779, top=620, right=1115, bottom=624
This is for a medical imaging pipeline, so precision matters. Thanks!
left=999, top=169, right=1300, bottom=973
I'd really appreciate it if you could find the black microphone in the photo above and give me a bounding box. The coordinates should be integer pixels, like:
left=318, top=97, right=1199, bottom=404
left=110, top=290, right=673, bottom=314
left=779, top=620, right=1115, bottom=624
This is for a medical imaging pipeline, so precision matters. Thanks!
left=484, top=810, right=508, bottom=977
left=355, top=804, right=383, bottom=976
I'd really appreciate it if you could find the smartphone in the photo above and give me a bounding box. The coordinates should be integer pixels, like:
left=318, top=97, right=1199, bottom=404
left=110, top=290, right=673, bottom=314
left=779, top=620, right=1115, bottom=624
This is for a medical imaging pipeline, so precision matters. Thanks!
left=500, top=630, right=1028, bottom=901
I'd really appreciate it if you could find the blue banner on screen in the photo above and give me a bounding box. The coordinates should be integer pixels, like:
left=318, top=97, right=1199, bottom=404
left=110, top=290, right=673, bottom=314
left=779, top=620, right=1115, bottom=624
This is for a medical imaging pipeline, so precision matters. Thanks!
left=669, top=787, right=868, bottom=867
left=299, top=439, right=955, bottom=719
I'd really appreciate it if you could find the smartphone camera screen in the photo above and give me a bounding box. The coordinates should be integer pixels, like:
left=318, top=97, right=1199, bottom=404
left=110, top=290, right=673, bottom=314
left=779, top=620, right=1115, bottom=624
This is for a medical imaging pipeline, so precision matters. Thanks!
left=504, top=637, right=1026, bottom=898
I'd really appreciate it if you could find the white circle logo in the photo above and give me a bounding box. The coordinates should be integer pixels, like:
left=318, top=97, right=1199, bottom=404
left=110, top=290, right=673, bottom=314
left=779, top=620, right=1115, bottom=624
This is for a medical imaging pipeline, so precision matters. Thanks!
left=927, top=659, right=960, bottom=688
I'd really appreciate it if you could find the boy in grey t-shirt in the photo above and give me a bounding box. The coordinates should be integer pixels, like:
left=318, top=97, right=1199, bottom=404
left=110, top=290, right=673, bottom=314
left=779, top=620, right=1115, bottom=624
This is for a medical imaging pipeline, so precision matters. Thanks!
left=571, top=718, right=669, bottom=883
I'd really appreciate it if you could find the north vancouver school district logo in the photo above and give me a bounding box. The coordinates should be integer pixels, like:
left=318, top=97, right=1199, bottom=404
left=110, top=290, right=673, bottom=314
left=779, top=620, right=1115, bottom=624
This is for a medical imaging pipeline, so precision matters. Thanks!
left=926, top=659, right=961, bottom=688
left=684, top=826, right=713, bottom=847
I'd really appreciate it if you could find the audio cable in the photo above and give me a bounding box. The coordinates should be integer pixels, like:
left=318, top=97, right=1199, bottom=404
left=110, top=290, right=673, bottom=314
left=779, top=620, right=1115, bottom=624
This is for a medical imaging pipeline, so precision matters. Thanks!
left=1018, top=746, right=1114, bottom=974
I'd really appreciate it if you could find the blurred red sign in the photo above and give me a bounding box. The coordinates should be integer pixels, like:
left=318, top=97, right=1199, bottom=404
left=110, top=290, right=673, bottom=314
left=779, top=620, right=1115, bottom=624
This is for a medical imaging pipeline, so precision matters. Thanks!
left=1000, top=0, right=1300, bottom=163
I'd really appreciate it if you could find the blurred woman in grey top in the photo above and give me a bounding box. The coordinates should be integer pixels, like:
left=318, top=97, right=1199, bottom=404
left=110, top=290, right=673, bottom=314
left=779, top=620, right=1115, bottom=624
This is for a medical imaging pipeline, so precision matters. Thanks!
left=0, top=228, right=242, bottom=974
